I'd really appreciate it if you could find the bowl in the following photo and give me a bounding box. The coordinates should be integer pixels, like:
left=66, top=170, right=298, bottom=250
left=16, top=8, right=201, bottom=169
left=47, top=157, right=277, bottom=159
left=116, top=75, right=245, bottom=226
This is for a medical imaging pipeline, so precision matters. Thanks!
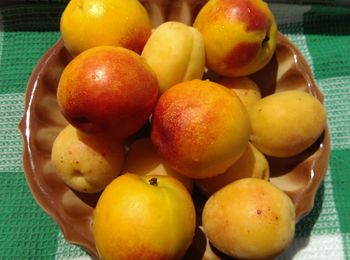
left=18, top=0, right=330, bottom=259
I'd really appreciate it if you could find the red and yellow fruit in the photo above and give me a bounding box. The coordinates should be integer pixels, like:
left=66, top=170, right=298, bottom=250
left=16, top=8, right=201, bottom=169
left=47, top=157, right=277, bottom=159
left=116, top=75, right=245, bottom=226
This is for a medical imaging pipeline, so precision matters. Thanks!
left=151, top=79, right=251, bottom=179
left=51, top=1, right=328, bottom=259
left=57, top=46, right=159, bottom=138
left=194, top=0, right=277, bottom=77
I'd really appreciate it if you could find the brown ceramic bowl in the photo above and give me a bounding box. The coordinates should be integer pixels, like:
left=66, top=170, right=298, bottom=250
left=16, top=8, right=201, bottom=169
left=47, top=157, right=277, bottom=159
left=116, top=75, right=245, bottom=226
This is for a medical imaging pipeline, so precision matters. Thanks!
left=19, top=1, right=330, bottom=259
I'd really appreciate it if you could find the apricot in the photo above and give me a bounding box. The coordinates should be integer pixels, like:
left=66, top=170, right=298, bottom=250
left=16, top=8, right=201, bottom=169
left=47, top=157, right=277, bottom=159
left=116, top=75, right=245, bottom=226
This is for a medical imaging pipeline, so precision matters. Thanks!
left=51, top=124, right=124, bottom=193
left=219, top=77, right=262, bottom=110
left=194, top=0, right=277, bottom=77
left=249, top=90, right=327, bottom=157
left=57, top=46, right=159, bottom=138
left=142, top=21, right=205, bottom=93
left=196, top=142, right=269, bottom=196
left=93, top=174, right=196, bottom=260
left=60, top=0, right=152, bottom=56
left=123, top=138, right=193, bottom=192
left=151, top=79, right=251, bottom=179
left=202, top=178, right=296, bottom=259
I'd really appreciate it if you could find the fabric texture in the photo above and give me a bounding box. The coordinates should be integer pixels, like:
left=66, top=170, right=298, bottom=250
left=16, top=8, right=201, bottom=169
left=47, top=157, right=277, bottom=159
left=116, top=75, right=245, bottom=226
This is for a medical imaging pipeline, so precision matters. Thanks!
left=0, top=2, right=349, bottom=259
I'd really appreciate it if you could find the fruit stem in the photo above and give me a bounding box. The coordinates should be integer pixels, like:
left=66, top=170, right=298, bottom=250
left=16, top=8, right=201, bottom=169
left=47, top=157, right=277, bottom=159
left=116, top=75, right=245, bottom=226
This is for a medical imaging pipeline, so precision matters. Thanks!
left=149, top=177, right=158, bottom=186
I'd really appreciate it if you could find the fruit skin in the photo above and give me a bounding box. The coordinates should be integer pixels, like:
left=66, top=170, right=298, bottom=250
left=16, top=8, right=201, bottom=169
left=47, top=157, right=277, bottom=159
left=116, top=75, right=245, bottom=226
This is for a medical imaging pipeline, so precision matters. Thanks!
left=202, top=178, right=296, bottom=259
left=249, top=90, right=327, bottom=157
left=196, top=142, right=269, bottom=196
left=123, top=138, right=193, bottom=192
left=193, top=0, right=277, bottom=77
left=51, top=124, right=125, bottom=193
left=93, top=174, right=196, bottom=260
left=142, top=21, right=205, bottom=93
left=151, top=79, right=251, bottom=179
left=60, top=0, right=152, bottom=56
left=219, top=77, right=262, bottom=110
left=57, top=46, right=159, bottom=138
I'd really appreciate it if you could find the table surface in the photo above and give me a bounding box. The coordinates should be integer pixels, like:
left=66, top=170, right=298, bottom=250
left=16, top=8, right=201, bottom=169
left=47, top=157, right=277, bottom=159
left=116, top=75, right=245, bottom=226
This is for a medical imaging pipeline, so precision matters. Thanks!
left=0, top=1, right=349, bottom=259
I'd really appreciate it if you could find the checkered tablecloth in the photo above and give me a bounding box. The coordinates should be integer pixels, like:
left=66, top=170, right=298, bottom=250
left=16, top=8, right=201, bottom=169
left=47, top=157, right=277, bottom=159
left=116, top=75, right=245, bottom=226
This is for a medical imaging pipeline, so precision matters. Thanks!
left=0, top=1, right=349, bottom=259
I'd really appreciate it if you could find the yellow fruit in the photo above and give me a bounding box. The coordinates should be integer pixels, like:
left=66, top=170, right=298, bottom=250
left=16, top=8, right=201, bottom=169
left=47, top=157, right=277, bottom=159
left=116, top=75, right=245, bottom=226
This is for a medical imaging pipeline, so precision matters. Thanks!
left=196, top=142, right=269, bottom=196
left=123, top=138, right=193, bottom=192
left=60, top=0, right=152, bottom=56
left=142, top=21, right=205, bottom=93
left=219, top=77, right=262, bottom=110
left=51, top=124, right=125, bottom=193
left=93, top=174, right=196, bottom=260
left=249, top=90, right=327, bottom=157
left=202, top=178, right=296, bottom=259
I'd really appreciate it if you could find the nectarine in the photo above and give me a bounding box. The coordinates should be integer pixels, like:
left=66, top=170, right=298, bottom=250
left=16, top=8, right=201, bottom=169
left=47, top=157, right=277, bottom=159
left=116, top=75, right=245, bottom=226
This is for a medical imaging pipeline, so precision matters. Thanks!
left=57, top=46, right=159, bottom=138
left=151, top=79, right=251, bottom=179
left=194, top=0, right=277, bottom=77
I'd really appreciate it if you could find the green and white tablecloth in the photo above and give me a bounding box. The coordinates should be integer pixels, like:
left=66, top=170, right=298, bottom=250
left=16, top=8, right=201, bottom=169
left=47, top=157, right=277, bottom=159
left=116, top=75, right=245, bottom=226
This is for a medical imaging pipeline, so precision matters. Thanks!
left=0, top=1, right=349, bottom=259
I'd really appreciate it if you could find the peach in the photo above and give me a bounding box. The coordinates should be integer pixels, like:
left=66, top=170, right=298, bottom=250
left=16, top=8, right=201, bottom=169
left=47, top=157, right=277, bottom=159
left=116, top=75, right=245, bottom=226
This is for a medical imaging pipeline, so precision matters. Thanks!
left=196, top=142, right=269, bottom=196
left=219, top=77, right=262, bottom=110
left=51, top=124, right=125, bottom=193
left=93, top=174, right=196, bottom=259
left=151, top=79, right=251, bottom=179
left=57, top=46, right=159, bottom=138
left=122, top=138, right=193, bottom=192
left=249, top=90, right=327, bottom=157
left=60, top=0, right=152, bottom=56
left=202, top=178, right=296, bottom=259
left=142, top=21, right=205, bottom=93
left=194, top=0, right=277, bottom=77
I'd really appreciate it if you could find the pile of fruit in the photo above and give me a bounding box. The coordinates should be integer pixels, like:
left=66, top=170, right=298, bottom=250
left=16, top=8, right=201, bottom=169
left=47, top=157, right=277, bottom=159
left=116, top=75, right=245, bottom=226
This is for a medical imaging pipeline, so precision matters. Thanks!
left=51, top=0, right=327, bottom=259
